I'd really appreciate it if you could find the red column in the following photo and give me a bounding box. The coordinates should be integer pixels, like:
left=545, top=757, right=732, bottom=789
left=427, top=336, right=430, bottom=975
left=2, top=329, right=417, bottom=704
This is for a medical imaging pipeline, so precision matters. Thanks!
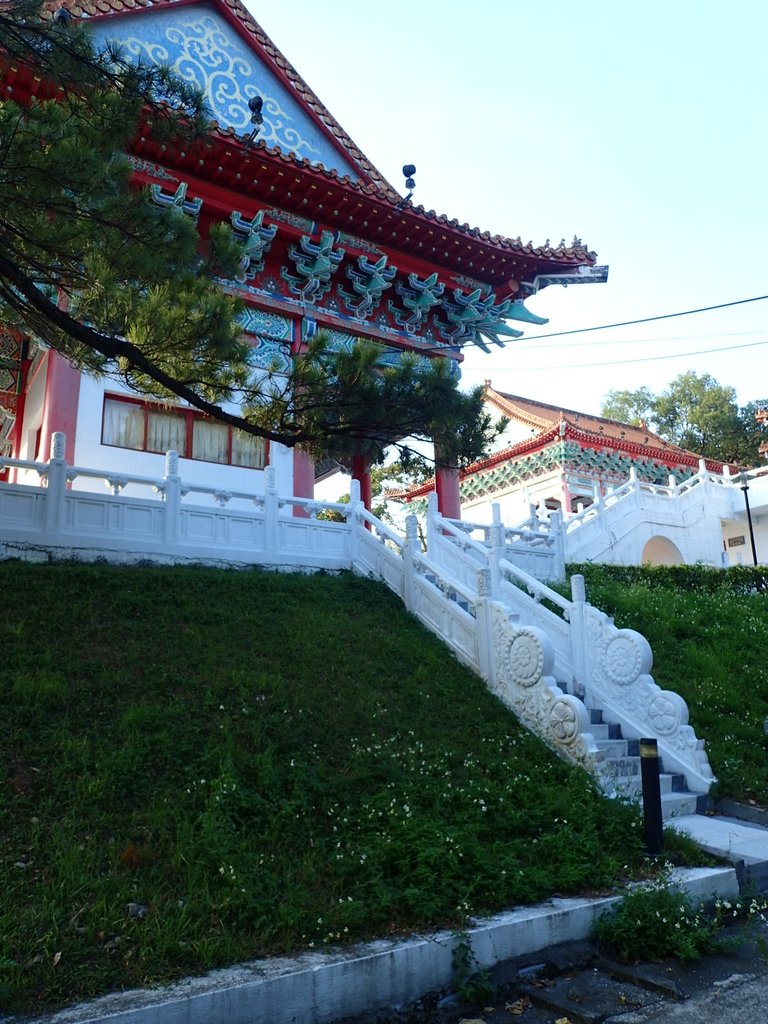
left=290, top=318, right=315, bottom=517
left=351, top=453, right=372, bottom=511
left=434, top=465, right=461, bottom=519
left=292, top=447, right=315, bottom=517
left=39, top=350, right=81, bottom=464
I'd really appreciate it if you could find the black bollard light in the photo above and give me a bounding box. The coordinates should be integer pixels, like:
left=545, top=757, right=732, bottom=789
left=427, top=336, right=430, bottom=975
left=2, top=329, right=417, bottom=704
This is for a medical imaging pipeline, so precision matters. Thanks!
left=639, top=738, right=664, bottom=857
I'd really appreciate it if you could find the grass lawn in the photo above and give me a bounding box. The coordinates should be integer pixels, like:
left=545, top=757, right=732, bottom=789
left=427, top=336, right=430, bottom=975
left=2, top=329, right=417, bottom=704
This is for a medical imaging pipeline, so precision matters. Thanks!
left=0, top=561, right=719, bottom=1015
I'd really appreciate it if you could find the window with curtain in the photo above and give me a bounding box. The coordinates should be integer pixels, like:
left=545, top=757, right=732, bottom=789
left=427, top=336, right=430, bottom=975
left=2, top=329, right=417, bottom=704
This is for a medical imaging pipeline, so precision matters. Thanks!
left=101, top=396, right=268, bottom=470
left=231, top=429, right=266, bottom=469
left=192, top=419, right=229, bottom=463
left=102, top=398, right=145, bottom=450
left=147, top=410, right=186, bottom=454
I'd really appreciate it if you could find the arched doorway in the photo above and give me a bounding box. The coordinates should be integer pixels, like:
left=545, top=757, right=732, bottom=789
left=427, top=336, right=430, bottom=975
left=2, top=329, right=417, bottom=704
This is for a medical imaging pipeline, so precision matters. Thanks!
left=642, top=536, right=684, bottom=566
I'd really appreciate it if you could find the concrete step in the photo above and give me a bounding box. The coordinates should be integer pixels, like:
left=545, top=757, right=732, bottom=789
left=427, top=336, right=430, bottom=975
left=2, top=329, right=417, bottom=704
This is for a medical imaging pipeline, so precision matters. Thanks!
left=586, top=701, right=704, bottom=822
left=667, top=814, right=768, bottom=890
left=661, top=792, right=704, bottom=819
left=595, top=738, right=628, bottom=759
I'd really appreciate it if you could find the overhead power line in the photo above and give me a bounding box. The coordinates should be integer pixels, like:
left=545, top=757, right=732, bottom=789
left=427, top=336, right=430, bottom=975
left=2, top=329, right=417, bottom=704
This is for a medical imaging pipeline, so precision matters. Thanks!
left=511, top=328, right=765, bottom=351
left=513, top=337, right=768, bottom=371
left=517, top=294, right=768, bottom=343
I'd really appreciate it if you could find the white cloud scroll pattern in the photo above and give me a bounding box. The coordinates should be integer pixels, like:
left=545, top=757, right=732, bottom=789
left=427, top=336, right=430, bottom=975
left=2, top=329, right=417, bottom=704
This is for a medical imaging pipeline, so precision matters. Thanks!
left=89, top=10, right=352, bottom=171
left=166, top=18, right=252, bottom=130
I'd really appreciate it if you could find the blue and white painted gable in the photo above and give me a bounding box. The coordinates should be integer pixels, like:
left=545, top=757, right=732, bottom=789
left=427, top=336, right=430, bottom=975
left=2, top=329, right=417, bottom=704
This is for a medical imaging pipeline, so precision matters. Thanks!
left=87, top=4, right=357, bottom=178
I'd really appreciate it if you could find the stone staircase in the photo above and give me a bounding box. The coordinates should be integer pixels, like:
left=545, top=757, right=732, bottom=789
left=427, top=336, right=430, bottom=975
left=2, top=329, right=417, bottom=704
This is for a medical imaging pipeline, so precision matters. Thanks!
left=586, top=706, right=707, bottom=820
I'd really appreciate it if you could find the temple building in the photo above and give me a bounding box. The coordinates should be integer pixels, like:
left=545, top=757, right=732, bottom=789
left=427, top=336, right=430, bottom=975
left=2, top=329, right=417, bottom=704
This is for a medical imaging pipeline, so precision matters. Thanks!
left=423, top=384, right=733, bottom=522
left=0, top=0, right=605, bottom=513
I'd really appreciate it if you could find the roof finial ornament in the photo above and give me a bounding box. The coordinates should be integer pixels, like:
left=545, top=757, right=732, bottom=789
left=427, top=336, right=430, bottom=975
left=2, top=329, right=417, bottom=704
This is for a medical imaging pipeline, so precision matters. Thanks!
left=243, top=95, right=264, bottom=150
left=52, top=2, right=72, bottom=26
left=396, top=164, right=416, bottom=210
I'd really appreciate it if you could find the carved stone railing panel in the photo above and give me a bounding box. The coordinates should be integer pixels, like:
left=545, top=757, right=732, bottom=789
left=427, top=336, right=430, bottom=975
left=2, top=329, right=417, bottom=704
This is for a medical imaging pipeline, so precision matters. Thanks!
left=486, top=604, right=600, bottom=772
left=578, top=602, right=714, bottom=791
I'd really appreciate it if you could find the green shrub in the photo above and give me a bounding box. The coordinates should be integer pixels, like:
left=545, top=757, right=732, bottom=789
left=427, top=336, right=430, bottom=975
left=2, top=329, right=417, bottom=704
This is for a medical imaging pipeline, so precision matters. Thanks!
left=593, top=873, right=768, bottom=963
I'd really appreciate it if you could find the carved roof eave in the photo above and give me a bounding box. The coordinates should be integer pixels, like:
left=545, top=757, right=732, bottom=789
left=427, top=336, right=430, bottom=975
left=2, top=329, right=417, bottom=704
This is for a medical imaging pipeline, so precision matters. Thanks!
left=394, top=423, right=733, bottom=503
left=45, top=0, right=600, bottom=284
left=125, top=129, right=598, bottom=294
left=2, top=39, right=598, bottom=296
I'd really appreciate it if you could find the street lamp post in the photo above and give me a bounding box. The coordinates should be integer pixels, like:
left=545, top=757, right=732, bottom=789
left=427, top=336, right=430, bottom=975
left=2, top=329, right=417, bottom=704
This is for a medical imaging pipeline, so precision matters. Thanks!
left=740, top=472, right=758, bottom=566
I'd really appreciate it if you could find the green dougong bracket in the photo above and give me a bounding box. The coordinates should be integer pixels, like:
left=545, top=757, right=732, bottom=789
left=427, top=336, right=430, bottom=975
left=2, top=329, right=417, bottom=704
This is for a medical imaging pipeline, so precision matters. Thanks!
left=231, top=210, right=278, bottom=281
left=149, top=181, right=202, bottom=219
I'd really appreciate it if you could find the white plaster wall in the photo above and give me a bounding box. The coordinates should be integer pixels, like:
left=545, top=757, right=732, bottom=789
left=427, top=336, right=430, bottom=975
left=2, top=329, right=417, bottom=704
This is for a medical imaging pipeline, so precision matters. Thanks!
left=72, top=376, right=294, bottom=507
left=722, top=512, right=768, bottom=566
left=461, top=468, right=565, bottom=526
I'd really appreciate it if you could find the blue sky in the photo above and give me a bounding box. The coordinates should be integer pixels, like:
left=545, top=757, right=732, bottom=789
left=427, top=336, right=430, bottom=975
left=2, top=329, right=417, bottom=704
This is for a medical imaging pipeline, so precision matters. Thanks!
left=250, top=0, right=768, bottom=416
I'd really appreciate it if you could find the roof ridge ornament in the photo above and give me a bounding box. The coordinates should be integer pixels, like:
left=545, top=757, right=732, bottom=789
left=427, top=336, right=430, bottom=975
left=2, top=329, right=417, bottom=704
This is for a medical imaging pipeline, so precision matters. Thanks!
left=243, top=95, right=264, bottom=150
left=395, top=164, right=416, bottom=210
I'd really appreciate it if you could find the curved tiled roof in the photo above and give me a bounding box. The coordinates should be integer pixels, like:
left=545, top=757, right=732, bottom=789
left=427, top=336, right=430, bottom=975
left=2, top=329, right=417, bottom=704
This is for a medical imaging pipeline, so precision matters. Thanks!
left=43, top=0, right=597, bottom=268
left=484, top=387, right=683, bottom=452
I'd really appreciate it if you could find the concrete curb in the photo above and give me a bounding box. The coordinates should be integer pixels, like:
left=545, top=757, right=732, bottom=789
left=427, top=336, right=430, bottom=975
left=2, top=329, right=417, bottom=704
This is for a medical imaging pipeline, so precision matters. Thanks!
left=19, top=868, right=738, bottom=1024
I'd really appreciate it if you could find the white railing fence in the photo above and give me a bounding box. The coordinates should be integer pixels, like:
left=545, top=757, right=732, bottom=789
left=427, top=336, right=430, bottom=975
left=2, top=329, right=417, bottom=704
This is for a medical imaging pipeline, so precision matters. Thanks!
left=0, top=433, right=713, bottom=796
left=563, top=463, right=739, bottom=559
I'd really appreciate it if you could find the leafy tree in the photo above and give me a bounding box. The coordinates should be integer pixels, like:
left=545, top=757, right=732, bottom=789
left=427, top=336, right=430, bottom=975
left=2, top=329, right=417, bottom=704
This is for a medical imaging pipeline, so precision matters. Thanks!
left=601, top=386, right=655, bottom=426
left=0, top=1, right=498, bottom=466
left=601, top=372, right=768, bottom=464
left=652, top=372, right=741, bottom=459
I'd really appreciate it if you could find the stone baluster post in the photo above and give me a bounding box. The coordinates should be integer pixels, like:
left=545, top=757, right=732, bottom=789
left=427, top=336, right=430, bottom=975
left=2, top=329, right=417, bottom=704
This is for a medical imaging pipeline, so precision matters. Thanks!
left=44, top=431, right=68, bottom=534
left=348, top=478, right=362, bottom=517
left=568, top=573, right=590, bottom=698
left=474, top=567, right=494, bottom=683
left=264, top=466, right=279, bottom=554
left=162, top=450, right=181, bottom=545
left=549, top=510, right=565, bottom=582
left=594, top=486, right=604, bottom=530
left=425, top=491, right=439, bottom=565
left=489, top=503, right=505, bottom=599
left=347, top=478, right=363, bottom=554
left=402, top=514, right=419, bottom=612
